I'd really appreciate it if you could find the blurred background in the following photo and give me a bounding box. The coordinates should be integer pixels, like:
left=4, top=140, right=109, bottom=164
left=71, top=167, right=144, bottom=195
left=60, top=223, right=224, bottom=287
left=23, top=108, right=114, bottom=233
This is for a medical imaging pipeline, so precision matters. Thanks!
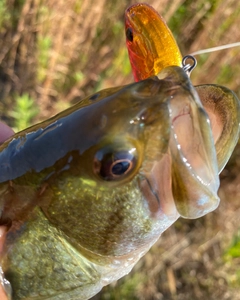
left=1, top=0, right=240, bottom=299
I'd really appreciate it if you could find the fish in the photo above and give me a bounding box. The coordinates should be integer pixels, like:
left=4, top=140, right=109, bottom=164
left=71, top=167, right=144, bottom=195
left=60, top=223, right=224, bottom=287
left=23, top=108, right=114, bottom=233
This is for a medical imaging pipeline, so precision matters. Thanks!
left=0, top=65, right=223, bottom=299
left=125, top=3, right=240, bottom=173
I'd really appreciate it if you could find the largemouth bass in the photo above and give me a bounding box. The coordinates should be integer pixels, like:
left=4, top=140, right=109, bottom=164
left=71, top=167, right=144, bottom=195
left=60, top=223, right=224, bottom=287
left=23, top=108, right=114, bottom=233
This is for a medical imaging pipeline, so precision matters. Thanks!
left=125, top=3, right=240, bottom=172
left=0, top=66, right=225, bottom=299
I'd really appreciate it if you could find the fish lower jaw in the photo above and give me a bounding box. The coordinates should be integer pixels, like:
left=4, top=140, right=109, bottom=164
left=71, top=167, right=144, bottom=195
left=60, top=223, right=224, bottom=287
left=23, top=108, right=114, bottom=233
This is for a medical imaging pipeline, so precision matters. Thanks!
left=175, top=193, right=220, bottom=219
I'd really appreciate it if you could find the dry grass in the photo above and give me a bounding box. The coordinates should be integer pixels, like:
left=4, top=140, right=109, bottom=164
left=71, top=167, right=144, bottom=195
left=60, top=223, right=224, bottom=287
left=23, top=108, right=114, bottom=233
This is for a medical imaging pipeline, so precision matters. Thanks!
left=0, top=0, right=240, bottom=299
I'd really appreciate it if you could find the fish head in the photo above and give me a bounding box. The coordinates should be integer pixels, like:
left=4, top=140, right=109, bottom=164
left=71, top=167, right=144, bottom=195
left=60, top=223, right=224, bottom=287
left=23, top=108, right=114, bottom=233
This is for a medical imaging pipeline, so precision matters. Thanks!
left=34, top=66, right=220, bottom=262
left=38, top=74, right=177, bottom=258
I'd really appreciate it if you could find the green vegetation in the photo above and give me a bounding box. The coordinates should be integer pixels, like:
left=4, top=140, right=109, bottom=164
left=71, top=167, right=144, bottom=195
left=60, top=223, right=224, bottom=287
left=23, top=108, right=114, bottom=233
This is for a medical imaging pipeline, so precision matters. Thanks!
left=225, top=230, right=240, bottom=260
left=9, top=93, right=38, bottom=131
left=37, top=35, right=52, bottom=82
left=0, top=0, right=10, bottom=29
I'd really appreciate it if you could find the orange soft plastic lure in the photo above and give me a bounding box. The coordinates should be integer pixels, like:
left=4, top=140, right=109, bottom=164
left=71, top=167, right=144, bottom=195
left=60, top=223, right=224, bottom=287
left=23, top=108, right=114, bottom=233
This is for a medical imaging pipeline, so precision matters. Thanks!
left=125, top=3, right=182, bottom=81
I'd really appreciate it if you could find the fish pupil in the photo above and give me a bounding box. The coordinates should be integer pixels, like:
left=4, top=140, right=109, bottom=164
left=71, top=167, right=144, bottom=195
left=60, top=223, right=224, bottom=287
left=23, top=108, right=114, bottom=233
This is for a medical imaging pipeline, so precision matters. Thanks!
left=112, top=160, right=131, bottom=175
left=126, top=27, right=133, bottom=42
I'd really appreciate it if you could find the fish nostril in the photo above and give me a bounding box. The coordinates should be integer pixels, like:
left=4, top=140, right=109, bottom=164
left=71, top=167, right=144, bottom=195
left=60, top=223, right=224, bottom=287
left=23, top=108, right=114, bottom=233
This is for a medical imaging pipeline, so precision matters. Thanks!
left=89, top=93, right=100, bottom=101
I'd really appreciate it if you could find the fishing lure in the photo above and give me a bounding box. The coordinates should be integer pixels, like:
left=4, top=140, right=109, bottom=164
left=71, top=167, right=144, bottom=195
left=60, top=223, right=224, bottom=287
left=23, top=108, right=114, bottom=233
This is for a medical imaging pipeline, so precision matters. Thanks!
left=125, top=3, right=182, bottom=82
left=0, top=66, right=228, bottom=299
left=125, top=3, right=240, bottom=173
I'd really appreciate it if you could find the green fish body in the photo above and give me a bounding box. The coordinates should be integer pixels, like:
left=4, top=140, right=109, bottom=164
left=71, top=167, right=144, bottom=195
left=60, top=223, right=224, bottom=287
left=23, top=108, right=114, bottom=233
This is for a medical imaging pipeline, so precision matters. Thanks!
left=0, top=66, right=239, bottom=299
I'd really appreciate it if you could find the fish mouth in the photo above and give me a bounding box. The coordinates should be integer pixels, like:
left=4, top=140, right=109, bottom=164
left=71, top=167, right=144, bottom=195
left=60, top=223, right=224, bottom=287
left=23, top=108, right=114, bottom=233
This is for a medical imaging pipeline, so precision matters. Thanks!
left=171, top=104, right=190, bottom=124
left=169, top=97, right=220, bottom=219
left=140, top=79, right=220, bottom=220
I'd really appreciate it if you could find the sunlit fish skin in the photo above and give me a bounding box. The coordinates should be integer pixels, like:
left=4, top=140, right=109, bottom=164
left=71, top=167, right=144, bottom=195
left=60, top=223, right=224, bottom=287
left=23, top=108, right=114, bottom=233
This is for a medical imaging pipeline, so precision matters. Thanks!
left=125, top=3, right=182, bottom=82
left=125, top=3, right=240, bottom=173
left=0, top=66, right=220, bottom=299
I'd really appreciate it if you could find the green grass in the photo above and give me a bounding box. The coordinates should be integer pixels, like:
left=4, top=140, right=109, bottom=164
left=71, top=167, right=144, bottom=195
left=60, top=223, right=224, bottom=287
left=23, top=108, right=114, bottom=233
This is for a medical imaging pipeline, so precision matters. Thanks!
left=0, top=0, right=10, bottom=29
left=37, top=35, right=52, bottom=82
left=10, top=93, right=39, bottom=131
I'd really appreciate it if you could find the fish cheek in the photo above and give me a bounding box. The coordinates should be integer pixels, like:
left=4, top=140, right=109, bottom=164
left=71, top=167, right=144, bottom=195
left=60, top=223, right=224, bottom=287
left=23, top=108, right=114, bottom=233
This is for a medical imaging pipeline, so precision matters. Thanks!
left=40, top=177, right=153, bottom=257
left=0, top=181, right=41, bottom=227
left=38, top=143, right=148, bottom=256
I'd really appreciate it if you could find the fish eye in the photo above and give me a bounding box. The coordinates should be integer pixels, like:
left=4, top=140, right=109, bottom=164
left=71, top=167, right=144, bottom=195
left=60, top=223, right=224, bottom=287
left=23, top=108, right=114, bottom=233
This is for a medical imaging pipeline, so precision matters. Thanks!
left=126, top=27, right=133, bottom=42
left=93, top=148, right=137, bottom=181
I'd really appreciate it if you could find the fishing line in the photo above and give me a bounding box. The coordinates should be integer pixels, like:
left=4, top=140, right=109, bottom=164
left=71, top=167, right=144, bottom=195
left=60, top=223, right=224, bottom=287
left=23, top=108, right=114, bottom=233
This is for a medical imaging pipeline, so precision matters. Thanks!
left=190, top=42, right=240, bottom=56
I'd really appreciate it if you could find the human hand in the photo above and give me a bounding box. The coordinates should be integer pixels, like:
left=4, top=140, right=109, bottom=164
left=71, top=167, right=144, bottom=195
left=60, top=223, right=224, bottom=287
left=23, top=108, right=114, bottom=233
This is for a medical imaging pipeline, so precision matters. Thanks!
left=0, top=122, right=14, bottom=144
